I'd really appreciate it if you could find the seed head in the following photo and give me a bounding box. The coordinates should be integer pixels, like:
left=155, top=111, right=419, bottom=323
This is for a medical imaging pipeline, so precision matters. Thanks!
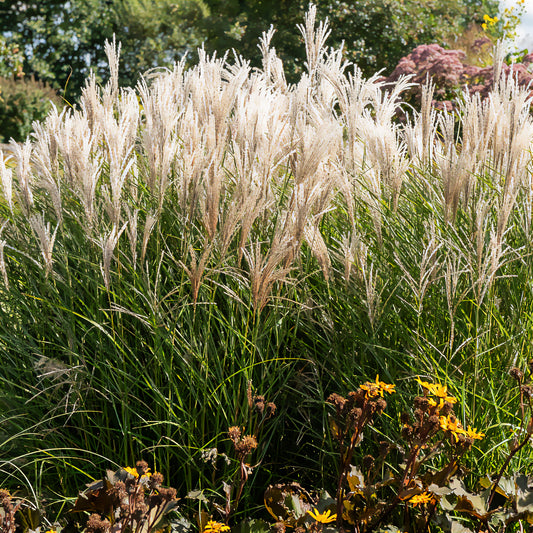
left=327, top=393, right=346, bottom=413
left=253, top=395, right=265, bottom=415
left=362, top=455, right=374, bottom=471
left=521, top=385, right=533, bottom=398
left=375, top=397, right=387, bottom=414
left=440, top=401, right=454, bottom=415
left=228, top=426, right=242, bottom=442
left=401, top=425, right=413, bottom=439
left=510, top=367, right=524, bottom=381
left=414, top=396, right=429, bottom=410
left=428, top=414, right=440, bottom=431
left=135, top=460, right=149, bottom=475
left=400, top=412, right=411, bottom=424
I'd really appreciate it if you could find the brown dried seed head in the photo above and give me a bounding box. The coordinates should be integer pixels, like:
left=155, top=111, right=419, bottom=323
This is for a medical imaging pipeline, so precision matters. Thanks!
left=428, top=415, right=440, bottom=431
left=136, top=460, right=149, bottom=475
left=440, top=401, right=453, bottom=415
left=375, top=397, right=387, bottom=414
left=247, top=381, right=253, bottom=409
left=86, top=513, right=111, bottom=533
left=348, top=407, right=363, bottom=423
left=254, top=395, right=265, bottom=415
left=401, top=425, right=413, bottom=439
left=135, top=502, right=149, bottom=515
left=242, top=435, right=258, bottom=453
left=228, top=426, right=242, bottom=441
left=414, top=396, right=429, bottom=410
left=347, top=390, right=365, bottom=407
left=159, top=487, right=177, bottom=501
left=327, top=393, right=346, bottom=412
left=150, top=472, right=164, bottom=486
left=112, top=481, right=127, bottom=499
left=400, top=412, right=411, bottom=424
left=510, top=367, right=524, bottom=381
left=272, top=522, right=286, bottom=533
left=362, top=455, right=374, bottom=471
left=378, top=441, right=390, bottom=456
left=522, top=385, right=533, bottom=398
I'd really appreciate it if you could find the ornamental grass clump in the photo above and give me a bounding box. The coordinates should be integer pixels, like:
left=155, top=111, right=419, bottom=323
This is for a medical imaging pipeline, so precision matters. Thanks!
left=4, top=2, right=533, bottom=527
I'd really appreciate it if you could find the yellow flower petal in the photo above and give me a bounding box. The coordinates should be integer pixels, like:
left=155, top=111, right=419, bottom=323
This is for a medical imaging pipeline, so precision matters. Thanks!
left=308, top=508, right=337, bottom=524
left=203, top=520, right=231, bottom=533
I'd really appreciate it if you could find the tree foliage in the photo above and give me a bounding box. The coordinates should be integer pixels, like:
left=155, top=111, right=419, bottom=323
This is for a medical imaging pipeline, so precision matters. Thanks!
left=0, top=0, right=501, bottom=97
left=0, top=0, right=115, bottom=98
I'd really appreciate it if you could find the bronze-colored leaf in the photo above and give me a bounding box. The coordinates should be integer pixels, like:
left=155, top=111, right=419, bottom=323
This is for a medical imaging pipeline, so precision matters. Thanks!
left=398, top=478, right=423, bottom=501
left=346, top=466, right=365, bottom=494
left=455, top=494, right=489, bottom=519
left=450, top=520, right=473, bottom=533
left=516, top=475, right=533, bottom=513
left=71, top=478, right=116, bottom=514
left=329, top=418, right=342, bottom=440
left=263, top=483, right=314, bottom=526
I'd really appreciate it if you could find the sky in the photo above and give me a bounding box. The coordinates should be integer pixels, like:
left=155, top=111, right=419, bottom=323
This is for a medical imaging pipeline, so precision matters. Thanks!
left=508, top=0, right=533, bottom=50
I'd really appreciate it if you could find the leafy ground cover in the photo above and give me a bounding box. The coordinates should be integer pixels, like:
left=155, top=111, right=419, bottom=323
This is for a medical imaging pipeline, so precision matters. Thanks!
left=1, top=6, right=533, bottom=532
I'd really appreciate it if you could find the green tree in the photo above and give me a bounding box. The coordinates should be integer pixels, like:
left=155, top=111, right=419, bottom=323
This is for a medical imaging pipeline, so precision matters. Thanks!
left=0, top=0, right=211, bottom=97
left=0, top=36, right=24, bottom=79
left=321, top=0, right=500, bottom=76
left=0, top=0, right=501, bottom=98
left=0, top=0, right=114, bottom=98
left=199, top=0, right=500, bottom=81
left=112, top=0, right=210, bottom=87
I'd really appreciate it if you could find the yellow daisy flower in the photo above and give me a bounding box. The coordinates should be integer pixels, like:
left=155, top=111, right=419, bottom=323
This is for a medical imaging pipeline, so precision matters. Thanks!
left=307, top=508, right=337, bottom=524
left=408, top=492, right=433, bottom=506
left=439, top=415, right=466, bottom=441
left=123, top=465, right=152, bottom=478
left=465, top=426, right=485, bottom=440
left=203, top=520, right=230, bottom=533
left=432, top=384, right=457, bottom=404
left=124, top=466, right=139, bottom=478
left=361, top=375, right=395, bottom=398
left=360, top=382, right=380, bottom=398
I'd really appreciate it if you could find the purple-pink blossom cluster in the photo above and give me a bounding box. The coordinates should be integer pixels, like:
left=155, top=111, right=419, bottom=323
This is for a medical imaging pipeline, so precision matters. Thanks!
left=383, top=42, right=533, bottom=110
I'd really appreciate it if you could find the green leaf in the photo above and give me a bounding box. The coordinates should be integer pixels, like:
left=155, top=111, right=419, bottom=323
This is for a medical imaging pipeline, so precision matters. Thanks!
left=232, top=519, right=270, bottom=533
left=186, top=489, right=207, bottom=502
left=515, top=475, right=533, bottom=513
left=450, top=520, right=473, bottom=533
left=455, top=493, right=489, bottom=519
left=169, top=516, right=194, bottom=533
left=264, top=483, right=314, bottom=526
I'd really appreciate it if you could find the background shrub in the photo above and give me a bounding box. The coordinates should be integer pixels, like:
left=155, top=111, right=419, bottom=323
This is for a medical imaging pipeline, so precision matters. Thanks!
left=0, top=76, right=61, bottom=142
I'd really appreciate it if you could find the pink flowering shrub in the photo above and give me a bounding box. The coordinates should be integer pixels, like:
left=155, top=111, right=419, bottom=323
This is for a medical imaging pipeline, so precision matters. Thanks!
left=384, top=43, right=533, bottom=110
